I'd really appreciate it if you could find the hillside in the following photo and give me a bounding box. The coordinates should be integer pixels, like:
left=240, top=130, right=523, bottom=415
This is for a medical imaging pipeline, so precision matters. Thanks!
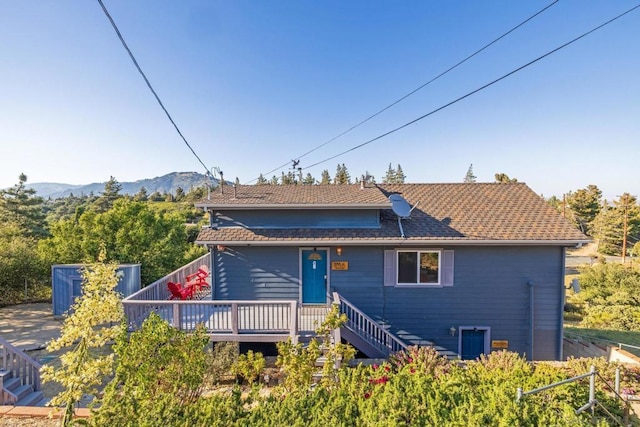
left=25, top=172, right=220, bottom=199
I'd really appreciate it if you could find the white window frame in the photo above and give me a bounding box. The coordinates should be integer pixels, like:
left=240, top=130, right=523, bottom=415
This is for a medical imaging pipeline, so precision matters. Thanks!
left=396, top=249, right=442, bottom=287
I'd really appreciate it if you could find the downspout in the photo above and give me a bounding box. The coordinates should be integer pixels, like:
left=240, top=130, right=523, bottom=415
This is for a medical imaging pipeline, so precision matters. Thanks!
left=559, top=247, right=567, bottom=361
left=528, top=280, right=535, bottom=361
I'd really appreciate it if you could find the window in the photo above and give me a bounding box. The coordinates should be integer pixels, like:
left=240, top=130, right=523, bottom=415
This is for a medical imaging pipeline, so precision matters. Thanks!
left=397, top=250, right=440, bottom=285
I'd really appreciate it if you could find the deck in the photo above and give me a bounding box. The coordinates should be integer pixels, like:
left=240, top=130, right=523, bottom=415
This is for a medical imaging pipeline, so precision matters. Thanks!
left=123, top=253, right=409, bottom=356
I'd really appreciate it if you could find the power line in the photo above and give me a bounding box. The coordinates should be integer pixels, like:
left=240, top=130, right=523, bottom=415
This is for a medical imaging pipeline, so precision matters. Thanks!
left=249, top=0, right=559, bottom=183
left=302, top=3, right=640, bottom=171
left=96, top=0, right=211, bottom=177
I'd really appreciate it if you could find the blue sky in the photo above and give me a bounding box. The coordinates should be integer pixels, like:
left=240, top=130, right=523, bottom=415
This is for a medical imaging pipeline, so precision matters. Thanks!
left=0, top=1, right=638, bottom=200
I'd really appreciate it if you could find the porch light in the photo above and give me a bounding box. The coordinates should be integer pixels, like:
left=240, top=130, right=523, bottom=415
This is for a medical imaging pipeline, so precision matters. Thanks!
left=449, top=326, right=457, bottom=337
left=216, top=244, right=226, bottom=252
left=336, top=247, right=343, bottom=256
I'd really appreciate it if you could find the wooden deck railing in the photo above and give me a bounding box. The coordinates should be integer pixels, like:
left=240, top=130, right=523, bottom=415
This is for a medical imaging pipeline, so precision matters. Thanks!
left=123, top=299, right=299, bottom=342
left=0, top=336, right=42, bottom=405
left=125, top=252, right=211, bottom=302
left=332, top=292, right=407, bottom=357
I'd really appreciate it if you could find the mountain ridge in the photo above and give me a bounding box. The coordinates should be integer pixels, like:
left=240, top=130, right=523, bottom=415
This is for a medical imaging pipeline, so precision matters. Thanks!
left=23, top=172, right=219, bottom=199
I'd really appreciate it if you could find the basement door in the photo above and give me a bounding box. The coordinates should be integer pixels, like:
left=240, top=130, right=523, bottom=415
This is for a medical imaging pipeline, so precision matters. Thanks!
left=460, top=329, right=487, bottom=360
left=301, top=249, right=327, bottom=304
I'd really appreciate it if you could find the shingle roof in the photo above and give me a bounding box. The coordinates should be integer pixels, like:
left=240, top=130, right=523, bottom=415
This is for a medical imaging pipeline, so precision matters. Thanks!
left=195, top=184, right=390, bottom=208
left=195, top=183, right=588, bottom=245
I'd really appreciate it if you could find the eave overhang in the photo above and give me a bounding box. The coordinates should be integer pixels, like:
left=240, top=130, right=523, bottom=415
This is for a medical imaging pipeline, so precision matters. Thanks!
left=194, top=203, right=391, bottom=210
left=195, top=238, right=591, bottom=247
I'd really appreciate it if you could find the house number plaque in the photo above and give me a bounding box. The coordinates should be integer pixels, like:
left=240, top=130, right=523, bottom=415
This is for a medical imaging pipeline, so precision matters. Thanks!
left=331, top=261, right=349, bottom=271
left=491, top=340, right=508, bottom=349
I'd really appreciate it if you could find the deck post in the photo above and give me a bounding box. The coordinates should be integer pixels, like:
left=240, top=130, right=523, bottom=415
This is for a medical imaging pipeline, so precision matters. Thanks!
left=290, top=301, right=298, bottom=342
left=231, top=303, right=239, bottom=335
left=172, top=303, right=180, bottom=329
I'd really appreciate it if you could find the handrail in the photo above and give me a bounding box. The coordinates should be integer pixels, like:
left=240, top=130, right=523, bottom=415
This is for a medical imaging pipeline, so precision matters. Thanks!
left=123, top=299, right=299, bottom=338
left=125, top=252, right=211, bottom=301
left=0, top=336, right=42, bottom=405
left=618, top=342, right=640, bottom=352
left=332, top=292, right=407, bottom=357
left=517, top=365, right=631, bottom=426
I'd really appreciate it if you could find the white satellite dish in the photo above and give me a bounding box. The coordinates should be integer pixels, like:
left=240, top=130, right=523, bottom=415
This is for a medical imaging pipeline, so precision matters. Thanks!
left=389, top=194, right=412, bottom=219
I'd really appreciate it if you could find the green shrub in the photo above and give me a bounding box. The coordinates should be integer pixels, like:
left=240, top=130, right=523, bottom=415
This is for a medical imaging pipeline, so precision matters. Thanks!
left=207, top=341, right=239, bottom=385
left=232, top=350, right=265, bottom=385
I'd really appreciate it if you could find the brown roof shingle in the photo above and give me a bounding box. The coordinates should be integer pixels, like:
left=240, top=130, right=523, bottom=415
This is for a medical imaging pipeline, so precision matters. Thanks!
left=195, top=183, right=588, bottom=245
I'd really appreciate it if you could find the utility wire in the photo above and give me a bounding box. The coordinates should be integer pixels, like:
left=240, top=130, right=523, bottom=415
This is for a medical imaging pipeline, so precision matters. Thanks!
left=96, top=0, right=212, bottom=177
left=302, top=3, right=640, bottom=171
left=249, top=0, right=559, bottom=183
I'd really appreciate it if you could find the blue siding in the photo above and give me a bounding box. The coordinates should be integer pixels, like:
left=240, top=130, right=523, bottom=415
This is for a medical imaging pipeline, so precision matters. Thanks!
left=213, top=244, right=565, bottom=360
left=368, top=246, right=564, bottom=360
left=215, top=209, right=379, bottom=229
left=214, top=247, right=300, bottom=300
left=52, top=264, right=141, bottom=316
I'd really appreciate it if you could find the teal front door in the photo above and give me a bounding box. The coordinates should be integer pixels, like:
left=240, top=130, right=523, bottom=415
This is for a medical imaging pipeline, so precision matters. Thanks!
left=461, top=329, right=486, bottom=360
left=302, top=250, right=327, bottom=304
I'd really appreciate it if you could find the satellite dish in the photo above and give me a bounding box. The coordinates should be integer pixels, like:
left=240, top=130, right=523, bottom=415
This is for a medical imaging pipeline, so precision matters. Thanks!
left=389, top=194, right=412, bottom=219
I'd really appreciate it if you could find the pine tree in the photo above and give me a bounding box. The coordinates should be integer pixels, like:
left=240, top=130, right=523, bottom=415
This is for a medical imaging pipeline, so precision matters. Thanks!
left=463, top=164, right=477, bottom=183
left=395, top=164, right=406, bottom=183
left=334, top=164, right=351, bottom=184
left=270, top=175, right=279, bottom=185
left=565, top=185, right=602, bottom=235
left=256, top=174, right=268, bottom=185
left=93, top=176, right=123, bottom=213
left=383, top=163, right=396, bottom=184
left=320, top=169, right=332, bottom=185
left=593, top=194, right=640, bottom=257
left=134, top=186, right=148, bottom=201
left=0, top=173, right=47, bottom=237
left=302, top=173, right=316, bottom=185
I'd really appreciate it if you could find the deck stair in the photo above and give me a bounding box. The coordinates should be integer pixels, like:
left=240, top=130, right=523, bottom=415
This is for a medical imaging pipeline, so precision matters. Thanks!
left=332, top=292, right=457, bottom=360
left=1, top=337, right=44, bottom=407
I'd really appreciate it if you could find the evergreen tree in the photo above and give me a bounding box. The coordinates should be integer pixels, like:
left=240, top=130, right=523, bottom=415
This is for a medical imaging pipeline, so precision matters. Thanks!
left=0, top=173, right=47, bottom=237
left=93, top=176, right=123, bottom=212
left=270, top=175, right=279, bottom=185
left=302, top=173, right=316, bottom=185
left=235, top=177, right=240, bottom=185
left=281, top=171, right=298, bottom=185
left=593, top=194, right=640, bottom=257
left=256, top=174, right=268, bottom=185
left=174, top=187, right=185, bottom=202
left=463, top=164, right=477, bottom=183
left=319, top=169, right=332, bottom=185
left=383, top=163, right=396, bottom=184
left=565, top=185, right=602, bottom=235
left=395, top=164, right=406, bottom=183
left=134, top=186, right=149, bottom=202
left=334, top=164, right=351, bottom=184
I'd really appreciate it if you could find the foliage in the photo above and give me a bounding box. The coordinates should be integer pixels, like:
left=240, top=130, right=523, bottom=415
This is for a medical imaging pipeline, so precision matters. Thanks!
left=232, top=350, right=265, bottom=385
left=91, top=176, right=123, bottom=213
left=565, top=185, right=602, bottom=235
left=90, top=312, right=210, bottom=426
left=334, top=163, right=351, bottom=184
left=40, top=260, right=124, bottom=426
left=382, top=163, right=406, bottom=184
left=463, top=163, right=477, bottom=183
left=0, top=173, right=47, bottom=238
left=593, top=193, right=640, bottom=256
left=494, top=172, right=518, bottom=183
left=39, top=198, right=193, bottom=284
left=319, top=169, right=331, bottom=185
left=276, top=338, right=321, bottom=393
left=256, top=173, right=268, bottom=185
left=572, top=263, right=640, bottom=330
left=206, top=342, right=239, bottom=385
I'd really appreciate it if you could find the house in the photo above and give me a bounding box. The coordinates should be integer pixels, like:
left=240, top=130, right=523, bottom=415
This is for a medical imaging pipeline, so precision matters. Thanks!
left=191, top=182, right=588, bottom=361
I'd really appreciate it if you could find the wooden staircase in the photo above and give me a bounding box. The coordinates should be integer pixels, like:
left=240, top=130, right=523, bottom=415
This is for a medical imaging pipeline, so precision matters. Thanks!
left=332, top=292, right=457, bottom=360
left=1, top=336, right=45, bottom=407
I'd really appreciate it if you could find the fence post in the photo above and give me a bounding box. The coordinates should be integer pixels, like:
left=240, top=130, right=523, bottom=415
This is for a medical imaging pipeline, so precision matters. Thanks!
left=516, top=387, right=523, bottom=402
left=231, top=303, right=239, bottom=335
left=589, top=365, right=596, bottom=421
left=615, top=367, right=620, bottom=395
left=290, top=301, right=298, bottom=341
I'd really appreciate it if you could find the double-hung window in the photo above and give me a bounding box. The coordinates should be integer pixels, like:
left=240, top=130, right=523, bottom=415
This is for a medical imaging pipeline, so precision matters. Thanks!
left=397, top=250, right=441, bottom=285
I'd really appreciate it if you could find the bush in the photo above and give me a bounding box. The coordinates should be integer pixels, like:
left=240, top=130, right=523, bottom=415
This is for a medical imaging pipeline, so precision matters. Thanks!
left=232, top=350, right=265, bottom=385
